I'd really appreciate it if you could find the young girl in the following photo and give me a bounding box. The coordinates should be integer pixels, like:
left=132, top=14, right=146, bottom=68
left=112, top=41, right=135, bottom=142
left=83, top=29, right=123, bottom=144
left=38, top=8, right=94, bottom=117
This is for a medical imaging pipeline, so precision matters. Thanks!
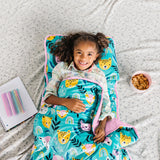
left=44, top=32, right=114, bottom=143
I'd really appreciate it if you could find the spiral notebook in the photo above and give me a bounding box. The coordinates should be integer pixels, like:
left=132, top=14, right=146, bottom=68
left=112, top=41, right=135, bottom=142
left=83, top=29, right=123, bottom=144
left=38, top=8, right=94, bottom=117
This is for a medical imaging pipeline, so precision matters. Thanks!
left=0, top=77, right=38, bottom=131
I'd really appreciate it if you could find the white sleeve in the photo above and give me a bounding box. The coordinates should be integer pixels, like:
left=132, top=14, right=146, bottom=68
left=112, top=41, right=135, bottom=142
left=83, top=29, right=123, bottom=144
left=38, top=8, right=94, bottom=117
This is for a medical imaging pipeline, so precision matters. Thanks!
left=99, top=76, right=115, bottom=121
left=43, top=63, right=62, bottom=105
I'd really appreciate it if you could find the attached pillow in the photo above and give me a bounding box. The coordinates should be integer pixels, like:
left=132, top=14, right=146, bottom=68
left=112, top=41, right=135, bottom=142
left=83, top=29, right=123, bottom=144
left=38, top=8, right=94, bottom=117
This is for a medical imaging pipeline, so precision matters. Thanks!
left=44, top=35, right=119, bottom=117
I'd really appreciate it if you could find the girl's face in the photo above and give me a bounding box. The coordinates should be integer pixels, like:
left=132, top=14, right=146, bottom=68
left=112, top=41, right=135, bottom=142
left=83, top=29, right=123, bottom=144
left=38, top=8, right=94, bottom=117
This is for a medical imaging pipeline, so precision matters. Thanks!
left=73, top=41, right=99, bottom=71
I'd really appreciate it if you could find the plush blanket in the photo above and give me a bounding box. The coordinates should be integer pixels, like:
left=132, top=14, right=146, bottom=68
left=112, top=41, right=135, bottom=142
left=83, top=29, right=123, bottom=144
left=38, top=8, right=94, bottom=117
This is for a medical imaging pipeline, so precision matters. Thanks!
left=31, top=77, right=138, bottom=160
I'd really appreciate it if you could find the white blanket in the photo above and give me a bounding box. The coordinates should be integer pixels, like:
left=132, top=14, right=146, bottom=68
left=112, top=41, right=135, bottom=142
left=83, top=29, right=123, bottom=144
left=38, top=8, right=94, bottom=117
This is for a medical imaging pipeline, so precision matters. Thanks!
left=0, top=0, right=159, bottom=160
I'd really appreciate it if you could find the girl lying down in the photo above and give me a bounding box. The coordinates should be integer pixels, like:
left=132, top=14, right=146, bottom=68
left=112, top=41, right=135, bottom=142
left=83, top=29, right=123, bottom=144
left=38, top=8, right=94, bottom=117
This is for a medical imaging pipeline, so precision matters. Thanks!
left=30, top=32, right=138, bottom=160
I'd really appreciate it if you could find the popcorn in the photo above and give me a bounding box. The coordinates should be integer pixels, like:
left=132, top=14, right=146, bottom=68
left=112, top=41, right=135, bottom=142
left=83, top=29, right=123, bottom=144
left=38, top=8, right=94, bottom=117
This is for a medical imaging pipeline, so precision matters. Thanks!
left=131, top=74, right=149, bottom=90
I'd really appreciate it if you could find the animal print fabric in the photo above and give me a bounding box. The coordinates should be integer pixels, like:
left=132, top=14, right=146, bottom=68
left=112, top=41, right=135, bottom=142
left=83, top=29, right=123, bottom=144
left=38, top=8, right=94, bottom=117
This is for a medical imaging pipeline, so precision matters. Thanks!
left=30, top=78, right=138, bottom=160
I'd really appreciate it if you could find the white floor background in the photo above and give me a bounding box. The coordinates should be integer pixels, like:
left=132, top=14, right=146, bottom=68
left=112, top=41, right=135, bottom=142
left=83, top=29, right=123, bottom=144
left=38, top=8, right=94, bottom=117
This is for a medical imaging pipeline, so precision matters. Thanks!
left=0, top=0, right=160, bottom=159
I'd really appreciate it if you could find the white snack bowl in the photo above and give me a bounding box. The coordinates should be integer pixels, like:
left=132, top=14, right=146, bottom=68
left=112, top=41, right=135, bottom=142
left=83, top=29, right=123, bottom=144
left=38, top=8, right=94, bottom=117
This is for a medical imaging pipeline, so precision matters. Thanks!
left=130, top=71, right=152, bottom=93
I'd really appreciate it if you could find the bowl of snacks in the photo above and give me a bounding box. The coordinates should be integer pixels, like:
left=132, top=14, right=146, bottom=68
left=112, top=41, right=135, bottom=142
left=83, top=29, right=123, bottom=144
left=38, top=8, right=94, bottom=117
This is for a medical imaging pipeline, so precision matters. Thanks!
left=130, top=71, right=152, bottom=93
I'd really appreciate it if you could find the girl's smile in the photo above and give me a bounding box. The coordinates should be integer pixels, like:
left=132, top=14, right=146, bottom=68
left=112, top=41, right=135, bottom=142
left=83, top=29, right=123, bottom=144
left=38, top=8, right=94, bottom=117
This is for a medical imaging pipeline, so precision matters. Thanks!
left=73, top=41, right=99, bottom=71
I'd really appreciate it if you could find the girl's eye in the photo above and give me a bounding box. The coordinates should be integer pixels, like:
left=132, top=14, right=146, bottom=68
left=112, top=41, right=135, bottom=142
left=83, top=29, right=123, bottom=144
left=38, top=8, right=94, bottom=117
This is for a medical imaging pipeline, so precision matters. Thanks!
left=88, top=53, right=92, bottom=56
left=77, top=52, right=82, bottom=54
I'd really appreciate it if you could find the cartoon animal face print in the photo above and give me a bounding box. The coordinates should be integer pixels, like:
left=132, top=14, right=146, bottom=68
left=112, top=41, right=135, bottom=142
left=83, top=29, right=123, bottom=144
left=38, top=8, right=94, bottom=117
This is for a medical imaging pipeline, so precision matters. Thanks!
left=57, top=130, right=71, bottom=144
left=81, top=143, right=96, bottom=156
left=85, top=93, right=95, bottom=105
left=42, top=116, right=52, bottom=128
left=65, top=79, right=78, bottom=88
left=98, top=58, right=112, bottom=70
left=80, top=120, right=91, bottom=131
left=39, top=136, right=51, bottom=150
left=57, top=110, right=69, bottom=118
left=120, top=132, right=131, bottom=146
left=104, top=136, right=112, bottom=146
left=39, top=107, right=48, bottom=114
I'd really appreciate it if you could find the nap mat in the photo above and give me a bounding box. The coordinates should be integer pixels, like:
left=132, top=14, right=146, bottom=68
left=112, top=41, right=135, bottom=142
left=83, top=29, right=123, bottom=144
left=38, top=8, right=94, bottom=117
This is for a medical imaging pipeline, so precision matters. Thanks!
left=30, top=35, right=139, bottom=160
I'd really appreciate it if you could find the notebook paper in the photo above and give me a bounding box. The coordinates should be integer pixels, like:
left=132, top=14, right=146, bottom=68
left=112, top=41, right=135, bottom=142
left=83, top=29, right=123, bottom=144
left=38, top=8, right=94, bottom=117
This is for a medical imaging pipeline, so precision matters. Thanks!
left=0, top=77, right=38, bottom=131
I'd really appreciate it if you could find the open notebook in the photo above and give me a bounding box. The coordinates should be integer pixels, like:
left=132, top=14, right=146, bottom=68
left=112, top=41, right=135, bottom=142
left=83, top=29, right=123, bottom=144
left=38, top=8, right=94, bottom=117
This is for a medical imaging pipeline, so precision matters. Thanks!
left=0, top=77, right=37, bottom=131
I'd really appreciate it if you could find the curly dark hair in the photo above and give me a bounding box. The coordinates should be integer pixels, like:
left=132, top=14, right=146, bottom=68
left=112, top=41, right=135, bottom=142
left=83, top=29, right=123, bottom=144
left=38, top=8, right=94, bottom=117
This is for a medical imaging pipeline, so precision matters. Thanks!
left=50, top=32, right=109, bottom=65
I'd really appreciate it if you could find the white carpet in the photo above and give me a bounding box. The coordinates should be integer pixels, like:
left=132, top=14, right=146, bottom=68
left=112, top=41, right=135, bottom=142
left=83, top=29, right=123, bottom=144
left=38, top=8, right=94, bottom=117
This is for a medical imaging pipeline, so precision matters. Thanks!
left=0, top=0, right=160, bottom=159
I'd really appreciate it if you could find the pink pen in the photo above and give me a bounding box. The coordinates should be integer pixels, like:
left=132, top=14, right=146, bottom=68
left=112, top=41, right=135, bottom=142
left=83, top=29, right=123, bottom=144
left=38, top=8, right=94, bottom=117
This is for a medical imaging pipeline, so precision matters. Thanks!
left=6, top=92, right=17, bottom=115
left=1, top=93, right=12, bottom=117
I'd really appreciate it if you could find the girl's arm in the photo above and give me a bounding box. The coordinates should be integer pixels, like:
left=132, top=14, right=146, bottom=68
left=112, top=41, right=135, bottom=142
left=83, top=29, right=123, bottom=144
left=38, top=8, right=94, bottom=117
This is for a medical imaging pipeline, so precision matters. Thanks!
left=93, top=116, right=111, bottom=143
left=44, top=63, right=86, bottom=113
left=45, top=95, right=86, bottom=113
left=99, top=116, right=111, bottom=128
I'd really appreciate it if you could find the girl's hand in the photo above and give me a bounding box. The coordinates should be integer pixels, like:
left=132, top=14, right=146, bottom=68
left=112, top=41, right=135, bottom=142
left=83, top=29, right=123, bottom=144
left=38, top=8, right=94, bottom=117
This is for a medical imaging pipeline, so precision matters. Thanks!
left=93, top=124, right=106, bottom=143
left=63, top=98, right=86, bottom=113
